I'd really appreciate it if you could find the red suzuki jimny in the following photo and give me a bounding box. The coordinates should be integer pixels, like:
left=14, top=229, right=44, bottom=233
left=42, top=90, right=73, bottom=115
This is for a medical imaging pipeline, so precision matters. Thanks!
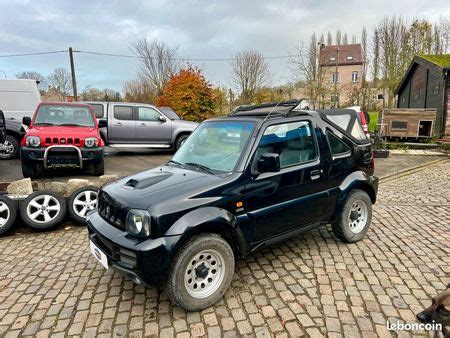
left=21, top=102, right=105, bottom=178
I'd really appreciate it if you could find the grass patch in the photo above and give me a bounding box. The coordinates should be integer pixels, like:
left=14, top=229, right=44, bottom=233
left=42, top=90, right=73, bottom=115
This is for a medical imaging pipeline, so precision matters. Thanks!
left=368, top=111, right=379, bottom=133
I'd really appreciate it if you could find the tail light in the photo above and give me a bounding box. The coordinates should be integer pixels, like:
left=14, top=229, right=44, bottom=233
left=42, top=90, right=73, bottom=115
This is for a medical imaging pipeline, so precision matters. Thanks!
left=358, top=111, right=369, bottom=135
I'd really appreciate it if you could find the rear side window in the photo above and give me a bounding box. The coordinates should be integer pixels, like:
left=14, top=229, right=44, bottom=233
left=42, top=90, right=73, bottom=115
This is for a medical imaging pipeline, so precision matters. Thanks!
left=89, top=104, right=104, bottom=118
left=258, top=121, right=317, bottom=168
left=321, top=110, right=368, bottom=142
left=114, top=106, right=133, bottom=120
left=327, top=132, right=351, bottom=155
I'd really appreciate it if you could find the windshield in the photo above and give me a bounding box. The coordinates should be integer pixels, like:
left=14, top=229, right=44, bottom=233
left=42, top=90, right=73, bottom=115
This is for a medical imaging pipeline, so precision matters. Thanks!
left=172, top=121, right=255, bottom=173
left=34, top=105, right=95, bottom=127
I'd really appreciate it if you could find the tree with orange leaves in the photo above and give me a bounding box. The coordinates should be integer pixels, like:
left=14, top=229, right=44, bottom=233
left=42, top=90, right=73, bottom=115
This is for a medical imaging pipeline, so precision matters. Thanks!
left=156, top=65, right=216, bottom=122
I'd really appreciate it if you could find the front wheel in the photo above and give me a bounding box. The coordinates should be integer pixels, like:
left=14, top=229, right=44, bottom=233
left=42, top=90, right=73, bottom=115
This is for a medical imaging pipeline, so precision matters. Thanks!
left=332, top=189, right=372, bottom=243
left=22, top=162, right=42, bottom=179
left=0, top=135, right=19, bottom=160
left=167, top=233, right=235, bottom=311
left=91, top=160, right=104, bottom=176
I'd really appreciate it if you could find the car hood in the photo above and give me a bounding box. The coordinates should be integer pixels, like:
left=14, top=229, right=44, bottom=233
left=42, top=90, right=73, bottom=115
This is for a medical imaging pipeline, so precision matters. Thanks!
left=172, top=120, right=199, bottom=129
left=101, top=164, right=224, bottom=210
left=26, top=125, right=99, bottom=138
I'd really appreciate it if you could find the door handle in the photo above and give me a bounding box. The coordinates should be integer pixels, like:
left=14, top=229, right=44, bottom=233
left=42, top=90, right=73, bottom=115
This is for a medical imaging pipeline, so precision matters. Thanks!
left=115, top=122, right=122, bottom=126
left=140, top=123, right=146, bottom=126
left=310, top=169, right=323, bottom=180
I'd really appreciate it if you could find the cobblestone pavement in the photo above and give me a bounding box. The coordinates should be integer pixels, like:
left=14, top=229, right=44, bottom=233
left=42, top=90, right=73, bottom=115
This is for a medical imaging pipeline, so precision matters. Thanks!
left=0, top=161, right=449, bottom=337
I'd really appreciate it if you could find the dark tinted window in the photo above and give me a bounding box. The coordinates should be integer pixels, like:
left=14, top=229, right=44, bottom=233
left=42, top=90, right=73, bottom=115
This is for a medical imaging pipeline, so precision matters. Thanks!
left=258, top=121, right=317, bottom=168
left=392, top=121, right=407, bottom=129
left=327, top=132, right=351, bottom=155
left=114, top=106, right=133, bottom=120
left=159, top=107, right=180, bottom=120
left=34, top=105, right=95, bottom=127
left=89, top=104, right=104, bottom=118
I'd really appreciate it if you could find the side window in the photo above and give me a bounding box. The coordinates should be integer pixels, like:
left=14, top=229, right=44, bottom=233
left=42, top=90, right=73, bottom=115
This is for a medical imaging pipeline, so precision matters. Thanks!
left=114, top=106, right=133, bottom=120
left=138, top=107, right=160, bottom=121
left=327, top=132, right=351, bottom=156
left=90, top=104, right=104, bottom=118
left=257, top=121, right=317, bottom=168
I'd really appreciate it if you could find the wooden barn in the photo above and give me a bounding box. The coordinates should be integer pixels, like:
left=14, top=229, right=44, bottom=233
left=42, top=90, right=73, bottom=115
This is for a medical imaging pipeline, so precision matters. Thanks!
left=380, top=108, right=437, bottom=138
left=395, top=54, right=450, bottom=137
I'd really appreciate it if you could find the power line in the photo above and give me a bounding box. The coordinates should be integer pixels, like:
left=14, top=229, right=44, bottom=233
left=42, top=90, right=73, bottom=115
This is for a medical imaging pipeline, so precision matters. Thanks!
left=74, top=50, right=296, bottom=61
left=0, top=50, right=67, bottom=58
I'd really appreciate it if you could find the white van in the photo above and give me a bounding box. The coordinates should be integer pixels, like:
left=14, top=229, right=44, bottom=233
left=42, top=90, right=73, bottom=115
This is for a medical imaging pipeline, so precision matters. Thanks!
left=0, top=79, right=41, bottom=120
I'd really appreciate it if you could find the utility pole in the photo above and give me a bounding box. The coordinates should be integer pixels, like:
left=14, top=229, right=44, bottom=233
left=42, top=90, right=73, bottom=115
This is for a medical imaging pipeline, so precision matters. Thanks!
left=334, top=47, right=339, bottom=108
left=69, top=47, right=78, bottom=101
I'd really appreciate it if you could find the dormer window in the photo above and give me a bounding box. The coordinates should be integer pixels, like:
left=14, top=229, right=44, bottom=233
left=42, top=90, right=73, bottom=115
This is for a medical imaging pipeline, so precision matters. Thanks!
left=346, top=56, right=353, bottom=60
left=330, top=56, right=336, bottom=61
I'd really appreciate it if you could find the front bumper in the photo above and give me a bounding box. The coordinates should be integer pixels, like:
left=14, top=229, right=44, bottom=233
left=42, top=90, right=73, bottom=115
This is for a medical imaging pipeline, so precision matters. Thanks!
left=21, top=145, right=104, bottom=169
left=86, top=211, right=181, bottom=286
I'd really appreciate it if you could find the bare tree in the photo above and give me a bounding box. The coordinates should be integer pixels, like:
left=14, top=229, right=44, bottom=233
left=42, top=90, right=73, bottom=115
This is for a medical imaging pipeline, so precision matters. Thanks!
left=351, top=34, right=357, bottom=44
left=343, top=33, right=348, bottom=45
left=130, top=37, right=179, bottom=96
left=327, top=31, right=333, bottom=45
left=335, top=30, right=342, bottom=45
left=123, top=76, right=155, bottom=104
left=290, top=34, right=327, bottom=109
left=231, top=50, right=270, bottom=104
left=16, top=71, right=47, bottom=91
left=47, top=68, right=72, bottom=101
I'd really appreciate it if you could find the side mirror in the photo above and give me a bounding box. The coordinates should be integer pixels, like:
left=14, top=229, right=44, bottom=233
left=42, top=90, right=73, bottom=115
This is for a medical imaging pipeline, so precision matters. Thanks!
left=22, top=116, right=32, bottom=126
left=159, top=116, right=167, bottom=122
left=98, top=119, right=107, bottom=128
left=257, top=153, right=280, bottom=173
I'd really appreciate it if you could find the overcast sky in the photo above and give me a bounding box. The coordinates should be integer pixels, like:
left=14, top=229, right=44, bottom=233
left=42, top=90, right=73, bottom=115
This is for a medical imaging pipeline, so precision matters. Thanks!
left=1, top=0, right=449, bottom=93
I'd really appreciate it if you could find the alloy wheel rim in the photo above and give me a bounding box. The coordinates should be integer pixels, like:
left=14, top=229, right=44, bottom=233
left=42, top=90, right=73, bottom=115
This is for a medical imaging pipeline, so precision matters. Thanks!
left=184, top=249, right=225, bottom=299
left=73, top=190, right=98, bottom=219
left=348, top=199, right=368, bottom=233
left=26, top=195, right=61, bottom=224
left=0, top=140, right=15, bottom=158
left=0, top=202, right=10, bottom=227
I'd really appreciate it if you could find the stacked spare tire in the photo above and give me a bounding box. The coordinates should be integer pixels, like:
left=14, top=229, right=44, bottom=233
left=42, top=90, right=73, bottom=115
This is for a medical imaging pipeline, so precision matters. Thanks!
left=0, top=186, right=99, bottom=236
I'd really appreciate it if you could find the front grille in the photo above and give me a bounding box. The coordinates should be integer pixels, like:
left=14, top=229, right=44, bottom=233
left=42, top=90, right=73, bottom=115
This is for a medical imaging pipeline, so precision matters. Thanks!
left=44, top=137, right=81, bottom=146
left=97, top=192, right=127, bottom=230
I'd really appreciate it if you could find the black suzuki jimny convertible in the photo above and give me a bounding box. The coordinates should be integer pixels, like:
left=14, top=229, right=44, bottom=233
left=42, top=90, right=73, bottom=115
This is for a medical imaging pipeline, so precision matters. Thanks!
left=87, top=100, right=378, bottom=311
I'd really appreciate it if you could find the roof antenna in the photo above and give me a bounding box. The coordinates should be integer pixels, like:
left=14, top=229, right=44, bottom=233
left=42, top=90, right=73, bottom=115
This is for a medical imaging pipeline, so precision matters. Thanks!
left=262, top=99, right=285, bottom=123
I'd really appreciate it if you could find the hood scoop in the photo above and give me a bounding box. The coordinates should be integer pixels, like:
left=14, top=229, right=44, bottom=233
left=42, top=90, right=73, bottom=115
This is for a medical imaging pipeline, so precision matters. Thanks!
left=123, top=173, right=172, bottom=189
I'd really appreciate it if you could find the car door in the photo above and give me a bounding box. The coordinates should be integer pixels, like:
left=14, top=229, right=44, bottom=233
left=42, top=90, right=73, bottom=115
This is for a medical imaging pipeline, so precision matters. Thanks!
left=135, top=106, right=172, bottom=143
left=109, top=104, right=135, bottom=143
left=243, top=119, right=329, bottom=243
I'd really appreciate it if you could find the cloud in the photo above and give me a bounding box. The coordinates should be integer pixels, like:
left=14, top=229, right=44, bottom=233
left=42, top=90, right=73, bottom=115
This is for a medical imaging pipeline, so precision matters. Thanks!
left=0, top=0, right=449, bottom=91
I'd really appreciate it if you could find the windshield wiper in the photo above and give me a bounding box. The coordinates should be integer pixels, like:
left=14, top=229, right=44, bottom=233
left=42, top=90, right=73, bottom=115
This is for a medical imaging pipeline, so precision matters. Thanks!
left=184, top=162, right=215, bottom=174
left=34, top=122, right=55, bottom=126
left=167, top=160, right=184, bottom=167
left=57, top=123, right=87, bottom=127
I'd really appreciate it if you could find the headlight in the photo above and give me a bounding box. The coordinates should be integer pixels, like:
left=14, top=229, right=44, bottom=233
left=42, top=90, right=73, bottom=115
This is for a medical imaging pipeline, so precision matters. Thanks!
left=26, top=136, right=40, bottom=147
left=84, top=137, right=98, bottom=148
left=126, top=209, right=151, bottom=237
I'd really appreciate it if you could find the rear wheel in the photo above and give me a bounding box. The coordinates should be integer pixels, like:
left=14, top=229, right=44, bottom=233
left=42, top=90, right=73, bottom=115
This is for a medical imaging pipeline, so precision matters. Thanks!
left=175, top=134, right=189, bottom=151
left=167, top=233, right=235, bottom=311
left=332, top=189, right=372, bottom=243
left=0, top=135, right=19, bottom=160
left=0, top=196, right=17, bottom=236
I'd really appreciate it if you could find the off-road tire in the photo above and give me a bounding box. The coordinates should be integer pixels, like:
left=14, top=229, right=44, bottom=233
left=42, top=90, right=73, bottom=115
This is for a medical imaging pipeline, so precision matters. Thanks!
left=68, top=186, right=99, bottom=224
left=0, top=195, right=17, bottom=236
left=92, top=161, right=104, bottom=176
left=20, top=191, right=66, bottom=230
left=21, top=162, right=43, bottom=179
left=332, top=189, right=372, bottom=243
left=0, top=135, right=19, bottom=160
left=175, top=134, right=190, bottom=151
left=167, top=233, right=235, bottom=311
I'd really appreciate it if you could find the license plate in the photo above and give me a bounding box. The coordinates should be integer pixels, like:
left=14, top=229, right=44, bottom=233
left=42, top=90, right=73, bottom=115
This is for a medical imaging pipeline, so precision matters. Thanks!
left=89, top=240, right=108, bottom=269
